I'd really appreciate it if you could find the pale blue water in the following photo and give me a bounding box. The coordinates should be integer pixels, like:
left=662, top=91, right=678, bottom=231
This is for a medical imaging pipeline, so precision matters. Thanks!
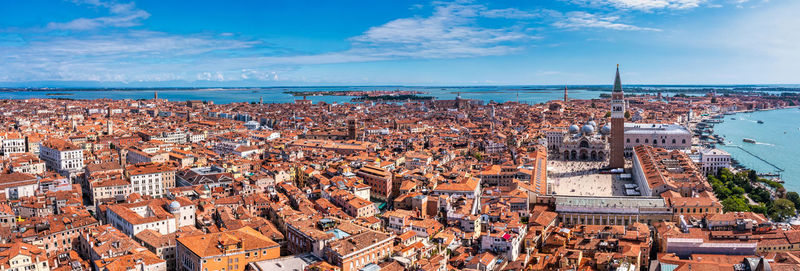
left=0, top=86, right=603, bottom=105
left=3, top=85, right=793, bottom=104
left=714, top=108, right=800, bottom=191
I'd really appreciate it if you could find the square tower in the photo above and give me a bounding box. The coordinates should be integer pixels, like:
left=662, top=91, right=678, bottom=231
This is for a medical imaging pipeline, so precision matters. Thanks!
left=609, top=65, right=626, bottom=168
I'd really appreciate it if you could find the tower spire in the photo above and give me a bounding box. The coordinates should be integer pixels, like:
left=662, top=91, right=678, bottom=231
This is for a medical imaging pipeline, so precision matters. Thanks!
left=613, top=64, right=623, bottom=93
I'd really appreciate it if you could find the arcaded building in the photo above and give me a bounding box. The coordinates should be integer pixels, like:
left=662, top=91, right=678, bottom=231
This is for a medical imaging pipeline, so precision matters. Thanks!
left=623, top=123, right=692, bottom=157
left=554, top=196, right=673, bottom=226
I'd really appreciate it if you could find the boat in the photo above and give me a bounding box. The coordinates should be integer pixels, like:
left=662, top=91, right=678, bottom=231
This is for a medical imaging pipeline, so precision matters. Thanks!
left=757, top=120, right=764, bottom=124
left=743, top=138, right=757, bottom=143
left=731, top=118, right=736, bottom=120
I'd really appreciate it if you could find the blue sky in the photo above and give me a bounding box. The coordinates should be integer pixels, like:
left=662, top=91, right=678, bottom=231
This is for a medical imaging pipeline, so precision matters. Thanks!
left=0, top=0, right=797, bottom=86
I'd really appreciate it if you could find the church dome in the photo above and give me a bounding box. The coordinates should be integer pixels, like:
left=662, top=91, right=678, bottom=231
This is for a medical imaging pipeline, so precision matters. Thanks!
left=588, top=120, right=597, bottom=128
left=169, top=201, right=181, bottom=212
left=569, top=125, right=580, bottom=134
left=582, top=124, right=595, bottom=135
left=600, top=124, right=611, bottom=135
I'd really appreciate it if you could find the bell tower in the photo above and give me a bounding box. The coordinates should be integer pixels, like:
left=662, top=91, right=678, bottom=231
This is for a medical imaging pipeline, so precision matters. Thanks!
left=347, top=119, right=357, bottom=140
left=609, top=64, right=626, bottom=168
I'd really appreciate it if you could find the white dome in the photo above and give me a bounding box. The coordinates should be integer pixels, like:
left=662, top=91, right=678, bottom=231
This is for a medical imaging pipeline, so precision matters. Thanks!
left=588, top=120, right=597, bottom=128
left=169, top=201, right=181, bottom=211
left=569, top=125, right=580, bottom=134
left=582, top=124, right=595, bottom=135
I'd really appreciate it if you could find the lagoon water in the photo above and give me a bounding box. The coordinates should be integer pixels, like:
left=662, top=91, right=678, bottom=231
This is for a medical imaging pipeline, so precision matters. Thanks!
left=0, top=86, right=604, bottom=105
left=714, top=108, right=800, bottom=192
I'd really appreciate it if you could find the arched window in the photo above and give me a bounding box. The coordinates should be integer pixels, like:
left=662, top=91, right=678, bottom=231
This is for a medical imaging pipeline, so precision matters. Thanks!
left=626, top=138, right=630, bottom=143
left=645, top=139, right=648, bottom=143
left=682, top=139, right=686, bottom=144
left=636, top=139, right=639, bottom=143
left=662, top=139, right=666, bottom=144
left=672, top=139, right=676, bottom=144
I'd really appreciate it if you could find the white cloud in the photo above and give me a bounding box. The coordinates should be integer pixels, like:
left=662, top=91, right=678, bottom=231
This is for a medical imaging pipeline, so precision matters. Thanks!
left=347, top=2, right=537, bottom=59
left=47, top=0, right=150, bottom=30
left=570, top=0, right=706, bottom=11
left=554, top=11, right=661, bottom=31
left=0, top=30, right=262, bottom=82
left=480, top=8, right=541, bottom=19
left=3, top=1, right=541, bottom=83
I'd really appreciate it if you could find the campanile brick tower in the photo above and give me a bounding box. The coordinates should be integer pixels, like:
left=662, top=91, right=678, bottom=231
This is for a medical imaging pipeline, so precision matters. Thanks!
left=609, top=64, right=625, bottom=168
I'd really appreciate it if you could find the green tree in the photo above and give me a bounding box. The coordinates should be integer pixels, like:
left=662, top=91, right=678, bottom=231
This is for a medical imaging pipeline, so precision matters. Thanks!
left=624, top=111, right=631, bottom=119
left=747, top=170, right=758, bottom=182
left=769, top=198, right=796, bottom=221
left=749, top=188, right=771, bottom=204
left=787, top=192, right=800, bottom=209
left=750, top=204, right=768, bottom=214
left=722, top=196, right=750, bottom=212
left=731, top=186, right=746, bottom=196
left=713, top=184, right=732, bottom=200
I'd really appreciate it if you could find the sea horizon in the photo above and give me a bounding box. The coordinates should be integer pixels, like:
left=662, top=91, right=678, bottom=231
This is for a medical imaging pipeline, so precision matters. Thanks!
left=3, top=84, right=800, bottom=90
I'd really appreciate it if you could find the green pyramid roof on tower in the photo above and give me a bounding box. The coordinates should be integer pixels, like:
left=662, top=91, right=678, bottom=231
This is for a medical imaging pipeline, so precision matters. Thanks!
left=613, top=64, right=623, bottom=93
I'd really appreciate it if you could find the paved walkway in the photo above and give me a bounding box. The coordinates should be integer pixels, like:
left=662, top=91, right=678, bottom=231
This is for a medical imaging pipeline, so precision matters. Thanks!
left=547, top=160, right=630, bottom=196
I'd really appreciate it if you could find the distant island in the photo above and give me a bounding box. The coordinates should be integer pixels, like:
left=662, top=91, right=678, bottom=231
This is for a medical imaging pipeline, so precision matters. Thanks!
left=284, top=90, right=427, bottom=97
left=351, top=94, right=434, bottom=102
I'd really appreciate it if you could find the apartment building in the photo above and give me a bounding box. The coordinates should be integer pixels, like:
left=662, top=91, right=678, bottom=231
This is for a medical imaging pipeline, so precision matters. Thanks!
left=0, top=172, right=38, bottom=200
left=176, top=227, right=280, bottom=271
left=106, top=197, right=195, bottom=237
left=0, top=132, right=26, bottom=157
left=7, top=153, right=46, bottom=175
left=0, top=242, right=50, bottom=271
left=126, top=162, right=176, bottom=198
left=322, top=230, right=394, bottom=271
left=39, top=138, right=84, bottom=178
left=355, top=164, right=392, bottom=201
left=697, top=148, right=732, bottom=176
